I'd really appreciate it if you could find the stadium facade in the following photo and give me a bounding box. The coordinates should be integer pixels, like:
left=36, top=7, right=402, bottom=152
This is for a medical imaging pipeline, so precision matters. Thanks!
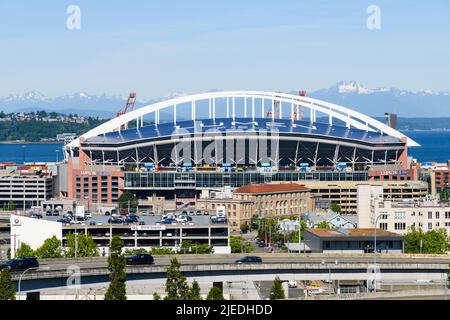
left=64, top=91, right=419, bottom=206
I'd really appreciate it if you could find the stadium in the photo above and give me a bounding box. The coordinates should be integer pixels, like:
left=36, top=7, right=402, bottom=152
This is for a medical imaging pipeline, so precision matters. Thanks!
left=64, top=91, right=419, bottom=201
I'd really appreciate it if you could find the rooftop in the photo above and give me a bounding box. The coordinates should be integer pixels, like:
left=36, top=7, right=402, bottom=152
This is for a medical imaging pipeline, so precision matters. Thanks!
left=305, top=228, right=403, bottom=239
left=234, top=183, right=309, bottom=194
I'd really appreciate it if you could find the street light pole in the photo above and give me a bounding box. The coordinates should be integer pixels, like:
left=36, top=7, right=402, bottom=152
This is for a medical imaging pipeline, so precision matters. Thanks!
left=73, top=201, right=78, bottom=258
left=18, top=266, right=50, bottom=300
left=373, top=213, right=388, bottom=293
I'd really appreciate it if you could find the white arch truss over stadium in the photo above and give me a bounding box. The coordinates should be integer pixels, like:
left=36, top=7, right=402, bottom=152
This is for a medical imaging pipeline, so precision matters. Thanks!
left=66, top=90, right=419, bottom=151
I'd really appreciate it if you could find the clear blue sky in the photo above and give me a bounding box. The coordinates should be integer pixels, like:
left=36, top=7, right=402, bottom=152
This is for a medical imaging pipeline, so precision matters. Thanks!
left=0, top=0, right=449, bottom=99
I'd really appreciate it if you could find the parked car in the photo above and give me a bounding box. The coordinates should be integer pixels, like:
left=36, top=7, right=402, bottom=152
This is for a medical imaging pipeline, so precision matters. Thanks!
left=161, top=218, right=174, bottom=225
left=235, top=256, right=262, bottom=264
left=176, top=216, right=188, bottom=223
left=288, top=280, right=298, bottom=288
left=188, top=211, right=195, bottom=216
left=30, top=213, right=42, bottom=220
left=89, top=221, right=97, bottom=226
left=126, top=215, right=139, bottom=224
left=108, top=217, right=123, bottom=224
left=104, top=211, right=111, bottom=216
left=211, top=216, right=227, bottom=224
left=196, top=211, right=202, bottom=216
left=52, top=210, right=60, bottom=216
left=139, top=221, right=146, bottom=226
left=203, top=211, right=209, bottom=216
left=0, top=257, right=39, bottom=272
left=45, top=210, right=52, bottom=216
left=57, top=217, right=71, bottom=224
left=125, top=253, right=154, bottom=266
left=120, top=209, right=129, bottom=216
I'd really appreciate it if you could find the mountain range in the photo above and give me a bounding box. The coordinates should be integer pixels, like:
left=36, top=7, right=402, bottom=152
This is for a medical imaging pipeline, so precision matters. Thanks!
left=1, top=81, right=449, bottom=118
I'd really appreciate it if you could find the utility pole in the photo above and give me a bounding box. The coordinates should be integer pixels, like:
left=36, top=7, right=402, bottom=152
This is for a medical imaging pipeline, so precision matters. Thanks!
left=73, top=201, right=78, bottom=258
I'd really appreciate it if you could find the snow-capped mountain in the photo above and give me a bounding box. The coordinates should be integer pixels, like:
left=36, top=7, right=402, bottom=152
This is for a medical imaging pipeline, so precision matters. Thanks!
left=1, top=83, right=449, bottom=118
left=308, top=81, right=450, bottom=117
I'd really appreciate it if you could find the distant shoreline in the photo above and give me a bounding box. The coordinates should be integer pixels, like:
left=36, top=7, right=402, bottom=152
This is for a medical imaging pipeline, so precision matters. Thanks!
left=0, top=141, right=63, bottom=145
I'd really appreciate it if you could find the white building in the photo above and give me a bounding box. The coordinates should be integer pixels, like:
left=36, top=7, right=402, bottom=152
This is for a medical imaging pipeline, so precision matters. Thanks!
left=10, top=215, right=62, bottom=258
left=357, top=185, right=450, bottom=235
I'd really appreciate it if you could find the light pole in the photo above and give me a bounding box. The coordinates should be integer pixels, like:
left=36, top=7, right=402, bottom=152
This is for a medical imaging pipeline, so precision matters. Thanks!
left=18, top=266, right=50, bottom=300
left=73, top=201, right=78, bottom=258
left=373, top=213, right=388, bottom=293
left=321, top=259, right=338, bottom=294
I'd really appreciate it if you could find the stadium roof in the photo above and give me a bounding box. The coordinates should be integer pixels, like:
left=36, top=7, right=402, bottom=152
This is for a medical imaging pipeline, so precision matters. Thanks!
left=83, top=117, right=403, bottom=146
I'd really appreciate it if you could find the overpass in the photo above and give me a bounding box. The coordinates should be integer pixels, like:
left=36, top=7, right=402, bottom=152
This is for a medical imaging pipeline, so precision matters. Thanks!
left=11, top=253, right=450, bottom=293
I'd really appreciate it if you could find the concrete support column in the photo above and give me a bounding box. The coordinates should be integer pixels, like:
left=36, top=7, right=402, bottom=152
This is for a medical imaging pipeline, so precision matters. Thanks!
left=282, top=281, right=289, bottom=299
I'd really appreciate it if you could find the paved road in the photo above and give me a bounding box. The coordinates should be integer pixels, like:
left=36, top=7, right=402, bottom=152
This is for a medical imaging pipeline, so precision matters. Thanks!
left=34, top=253, right=450, bottom=272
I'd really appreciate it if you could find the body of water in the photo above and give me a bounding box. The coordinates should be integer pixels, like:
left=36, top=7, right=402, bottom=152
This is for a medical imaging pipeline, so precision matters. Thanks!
left=0, top=143, right=64, bottom=163
left=0, top=131, right=448, bottom=164
left=404, top=131, right=450, bottom=163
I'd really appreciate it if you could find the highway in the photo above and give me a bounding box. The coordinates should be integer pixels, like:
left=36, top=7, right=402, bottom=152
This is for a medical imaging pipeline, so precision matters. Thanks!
left=35, top=253, right=450, bottom=271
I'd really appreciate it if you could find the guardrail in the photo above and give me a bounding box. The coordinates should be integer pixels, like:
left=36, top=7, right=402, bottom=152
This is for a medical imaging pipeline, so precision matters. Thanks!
left=12, top=261, right=449, bottom=281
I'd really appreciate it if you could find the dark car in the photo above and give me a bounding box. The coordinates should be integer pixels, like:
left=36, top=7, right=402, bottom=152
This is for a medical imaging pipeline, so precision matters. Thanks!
left=0, top=257, right=39, bottom=272
left=161, top=218, right=174, bottom=225
left=139, top=221, right=146, bottom=226
left=125, top=253, right=154, bottom=266
left=235, top=256, right=262, bottom=264
left=57, top=217, right=72, bottom=224
left=108, top=217, right=123, bottom=224
left=126, top=215, right=139, bottom=224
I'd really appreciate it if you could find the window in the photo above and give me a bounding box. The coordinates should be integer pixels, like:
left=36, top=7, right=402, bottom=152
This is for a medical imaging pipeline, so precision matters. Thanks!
left=379, top=223, right=388, bottom=230
left=394, top=223, right=406, bottom=231
left=428, top=212, right=432, bottom=219
left=436, top=212, right=440, bottom=219
left=445, top=212, right=450, bottom=219
left=428, top=223, right=432, bottom=231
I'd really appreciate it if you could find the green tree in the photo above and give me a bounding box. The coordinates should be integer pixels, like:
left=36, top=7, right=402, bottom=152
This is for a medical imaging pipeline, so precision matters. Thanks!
left=240, top=224, right=250, bottom=233
left=189, top=280, right=202, bottom=300
left=440, top=189, right=449, bottom=201
left=153, top=292, right=161, bottom=300
left=423, top=229, right=448, bottom=254
left=404, top=227, right=448, bottom=254
left=330, top=202, right=342, bottom=214
left=2, top=202, right=7, bottom=211
left=0, top=269, right=16, bottom=300
left=65, top=232, right=99, bottom=257
left=105, top=236, right=127, bottom=300
left=230, top=236, right=253, bottom=253
left=35, top=236, right=63, bottom=259
left=316, top=221, right=332, bottom=229
left=117, top=191, right=138, bottom=213
left=269, top=276, right=286, bottom=300
left=404, top=227, right=424, bottom=253
left=206, top=286, right=225, bottom=300
left=7, top=201, right=14, bottom=211
left=179, top=240, right=213, bottom=254
left=165, top=258, right=190, bottom=300
left=15, top=243, right=35, bottom=258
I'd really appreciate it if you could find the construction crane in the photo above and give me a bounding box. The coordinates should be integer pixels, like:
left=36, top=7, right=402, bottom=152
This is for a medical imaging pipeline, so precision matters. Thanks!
left=267, top=91, right=283, bottom=119
left=116, top=92, right=137, bottom=130
left=297, top=90, right=307, bottom=120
